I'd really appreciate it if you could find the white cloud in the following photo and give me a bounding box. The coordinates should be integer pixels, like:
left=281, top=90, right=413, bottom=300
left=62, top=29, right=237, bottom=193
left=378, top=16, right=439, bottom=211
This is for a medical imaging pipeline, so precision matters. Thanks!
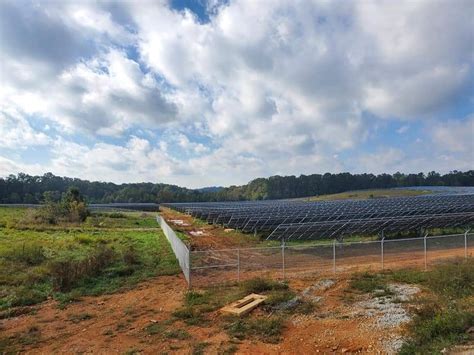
left=1, top=0, right=473, bottom=186
left=431, top=117, right=474, bottom=153
left=0, top=110, right=50, bottom=149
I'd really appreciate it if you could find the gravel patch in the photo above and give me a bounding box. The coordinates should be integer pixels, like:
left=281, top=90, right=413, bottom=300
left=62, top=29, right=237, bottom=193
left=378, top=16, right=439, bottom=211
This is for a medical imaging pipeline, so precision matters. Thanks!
left=355, top=283, right=420, bottom=354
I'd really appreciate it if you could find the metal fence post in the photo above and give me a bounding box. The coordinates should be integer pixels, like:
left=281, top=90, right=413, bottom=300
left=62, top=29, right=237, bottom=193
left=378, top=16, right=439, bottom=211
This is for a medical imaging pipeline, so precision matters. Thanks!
left=381, top=236, right=385, bottom=270
left=282, top=239, right=286, bottom=281
left=424, top=233, right=428, bottom=271
left=237, top=248, right=240, bottom=283
left=188, top=245, right=192, bottom=290
left=333, top=239, right=336, bottom=274
left=465, top=230, right=470, bottom=259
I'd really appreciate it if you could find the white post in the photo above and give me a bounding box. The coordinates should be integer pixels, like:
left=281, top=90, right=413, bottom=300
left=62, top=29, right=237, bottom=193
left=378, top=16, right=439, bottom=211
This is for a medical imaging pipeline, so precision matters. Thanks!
left=282, top=239, right=286, bottom=281
left=237, top=248, right=240, bottom=282
left=424, top=233, right=428, bottom=271
left=465, top=230, right=470, bottom=259
left=381, top=236, right=385, bottom=270
left=188, top=245, right=192, bottom=290
left=333, top=239, right=336, bottom=274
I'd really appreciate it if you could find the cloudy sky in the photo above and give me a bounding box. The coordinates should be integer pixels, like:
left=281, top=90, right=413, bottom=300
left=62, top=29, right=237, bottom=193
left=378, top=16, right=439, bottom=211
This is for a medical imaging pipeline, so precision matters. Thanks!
left=0, top=0, right=473, bottom=188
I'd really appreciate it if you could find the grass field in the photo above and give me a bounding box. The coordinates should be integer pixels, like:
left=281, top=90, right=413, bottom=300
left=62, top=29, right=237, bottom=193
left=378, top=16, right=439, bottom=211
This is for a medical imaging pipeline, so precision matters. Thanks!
left=0, top=207, right=179, bottom=315
left=303, top=188, right=432, bottom=201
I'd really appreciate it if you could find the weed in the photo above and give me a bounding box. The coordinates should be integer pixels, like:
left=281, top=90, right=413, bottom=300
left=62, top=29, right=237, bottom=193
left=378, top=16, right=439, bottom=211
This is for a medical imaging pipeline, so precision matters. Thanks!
left=68, top=312, right=94, bottom=323
left=144, top=323, right=164, bottom=335
left=350, top=272, right=390, bottom=294
left=49, top=245, right=116, bottom=292
left=241, top=278, right=288, bottom=294
left=164, top=329, right=191, bottom=340
left=185, top=291, right=211, bottom=307
left=172, top=307, right=205, bottom=326
left=220, top=344, right=238, bottom=354
left=226, top=317, right=284, bottom=343
left=426, top=260, right=474, bottom=299
left=387, top=269, right=427, bottom=284
left=18, top=325, right=41, bottom=346
left=192, top=342, right=210, bottom=355
left=400, top=307, right=473, bottom=354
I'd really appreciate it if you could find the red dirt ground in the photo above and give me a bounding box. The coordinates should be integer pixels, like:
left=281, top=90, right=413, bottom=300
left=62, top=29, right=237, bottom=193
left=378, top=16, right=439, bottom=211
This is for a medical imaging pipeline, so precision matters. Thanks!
left=2, top=209, right=471, bottom=354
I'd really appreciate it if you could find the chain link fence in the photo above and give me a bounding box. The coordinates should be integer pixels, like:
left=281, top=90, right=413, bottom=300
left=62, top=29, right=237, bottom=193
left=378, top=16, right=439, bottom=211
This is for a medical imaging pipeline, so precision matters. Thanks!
left=157, top=216, right=472, bottom=288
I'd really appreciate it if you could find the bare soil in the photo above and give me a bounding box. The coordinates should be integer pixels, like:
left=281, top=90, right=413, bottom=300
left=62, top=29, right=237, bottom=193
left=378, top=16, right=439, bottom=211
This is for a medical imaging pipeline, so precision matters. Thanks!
left=2, top=273, right=417, bottom=354
left=2, top=209, right=471, bottom=354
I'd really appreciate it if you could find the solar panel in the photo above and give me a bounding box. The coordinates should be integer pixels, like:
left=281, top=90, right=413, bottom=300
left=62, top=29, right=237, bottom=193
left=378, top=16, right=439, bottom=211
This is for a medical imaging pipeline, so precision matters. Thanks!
left=162, top=193, right=474, bottom=240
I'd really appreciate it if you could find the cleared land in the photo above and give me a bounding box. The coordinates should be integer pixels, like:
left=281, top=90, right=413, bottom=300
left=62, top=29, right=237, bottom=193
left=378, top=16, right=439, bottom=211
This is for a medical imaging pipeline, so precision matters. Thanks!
left=2, top=205, right=473, bottom=354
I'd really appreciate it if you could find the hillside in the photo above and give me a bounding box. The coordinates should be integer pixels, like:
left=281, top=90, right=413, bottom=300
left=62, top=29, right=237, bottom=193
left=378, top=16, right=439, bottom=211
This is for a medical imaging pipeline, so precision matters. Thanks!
left=1, top=170, right=473, bottom=204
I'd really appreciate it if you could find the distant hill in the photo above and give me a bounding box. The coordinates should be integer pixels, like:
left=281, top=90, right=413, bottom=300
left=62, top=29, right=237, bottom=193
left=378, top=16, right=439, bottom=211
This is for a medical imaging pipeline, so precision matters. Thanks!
left=1, top=170, right=473, bottom=204
left=195, top=186, right=224, bottom=193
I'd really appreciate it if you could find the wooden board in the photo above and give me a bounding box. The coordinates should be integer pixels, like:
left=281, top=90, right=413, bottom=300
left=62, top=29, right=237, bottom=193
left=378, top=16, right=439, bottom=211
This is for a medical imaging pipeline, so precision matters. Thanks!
left=220, top=293, right=267, bottom=316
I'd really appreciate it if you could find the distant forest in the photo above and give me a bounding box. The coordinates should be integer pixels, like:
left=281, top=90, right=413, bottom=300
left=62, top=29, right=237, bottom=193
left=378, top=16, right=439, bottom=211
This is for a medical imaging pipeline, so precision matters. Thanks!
left=1, top=171, right=473, bottom=204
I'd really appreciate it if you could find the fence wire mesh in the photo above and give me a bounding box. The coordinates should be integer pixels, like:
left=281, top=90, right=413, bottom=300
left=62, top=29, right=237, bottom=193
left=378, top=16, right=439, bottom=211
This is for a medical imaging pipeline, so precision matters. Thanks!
left=156, top=216, right=472, bottom=288
left=187, top=233, right=473, bottom=287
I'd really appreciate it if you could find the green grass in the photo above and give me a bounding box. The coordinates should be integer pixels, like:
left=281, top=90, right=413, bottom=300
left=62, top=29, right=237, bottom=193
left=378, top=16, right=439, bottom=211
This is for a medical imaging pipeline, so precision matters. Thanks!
left=305, top=188, right=431, bottom=202
left=0, top=207, right=159, bottom=230
left=347, top=260, right=474, bottom=354
left=225, top=317, right=284, bottom=343
left=0, top=207, right=180, bottom=313
left=169, top=277, right=311, bottom=347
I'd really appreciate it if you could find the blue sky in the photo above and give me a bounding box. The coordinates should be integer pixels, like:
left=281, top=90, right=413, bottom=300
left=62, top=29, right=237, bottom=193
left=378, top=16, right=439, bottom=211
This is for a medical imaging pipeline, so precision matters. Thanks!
left=0, top=0, right=473, bottom=188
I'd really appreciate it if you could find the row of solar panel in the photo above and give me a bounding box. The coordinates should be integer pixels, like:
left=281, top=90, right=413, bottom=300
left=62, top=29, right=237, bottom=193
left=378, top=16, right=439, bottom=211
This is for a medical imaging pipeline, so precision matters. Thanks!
left=162, top=194, right=474, bottom=240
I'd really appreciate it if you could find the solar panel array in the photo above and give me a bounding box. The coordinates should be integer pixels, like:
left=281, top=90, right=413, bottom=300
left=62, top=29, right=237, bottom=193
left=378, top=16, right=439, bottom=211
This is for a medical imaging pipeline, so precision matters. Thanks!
left=162, top=193, right=474, bottom=240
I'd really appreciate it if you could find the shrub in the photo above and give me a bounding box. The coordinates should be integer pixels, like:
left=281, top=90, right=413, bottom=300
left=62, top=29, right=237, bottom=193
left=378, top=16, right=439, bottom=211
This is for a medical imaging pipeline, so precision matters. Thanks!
left=400, top=307, right=473, bottom=354
left=49, top=245, right=116, bottom=291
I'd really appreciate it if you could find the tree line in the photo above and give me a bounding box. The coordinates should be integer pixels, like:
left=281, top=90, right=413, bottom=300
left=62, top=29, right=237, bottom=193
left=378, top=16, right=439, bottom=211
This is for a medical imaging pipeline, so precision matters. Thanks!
left=1, top=170, right=473, bottom=204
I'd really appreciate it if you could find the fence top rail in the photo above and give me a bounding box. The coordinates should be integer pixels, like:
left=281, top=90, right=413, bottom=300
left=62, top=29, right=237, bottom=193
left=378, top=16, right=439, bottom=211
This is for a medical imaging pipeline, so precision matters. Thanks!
left=188, top=233, right=470, bottom=254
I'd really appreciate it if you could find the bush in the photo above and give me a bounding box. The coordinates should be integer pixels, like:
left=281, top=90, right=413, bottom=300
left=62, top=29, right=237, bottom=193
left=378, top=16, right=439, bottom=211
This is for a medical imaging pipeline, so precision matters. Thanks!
left=400, top=307, right=473, bottom=354
left=49, top=245, right=116, bottom=291
left=29, top=188, right=89, bottom=225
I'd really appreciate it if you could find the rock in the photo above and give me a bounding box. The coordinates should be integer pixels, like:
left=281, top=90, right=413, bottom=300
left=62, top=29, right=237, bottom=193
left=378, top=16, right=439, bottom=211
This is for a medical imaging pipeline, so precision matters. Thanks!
left=150, top=319, right=158, bottom=323
left=341, top=348, right=349, bottom=353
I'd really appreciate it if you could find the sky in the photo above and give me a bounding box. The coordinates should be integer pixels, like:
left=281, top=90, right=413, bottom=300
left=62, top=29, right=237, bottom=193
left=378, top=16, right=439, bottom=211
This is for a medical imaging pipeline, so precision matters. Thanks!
left=0, top=0, right=473, bottom=188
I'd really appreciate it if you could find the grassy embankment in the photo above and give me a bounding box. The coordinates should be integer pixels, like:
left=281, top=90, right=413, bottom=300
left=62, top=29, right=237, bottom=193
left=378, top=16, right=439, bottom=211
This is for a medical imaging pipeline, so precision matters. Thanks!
left=305, top=188, right=432, bottom=201
left=348, top=260, right=474, bottom=354
left=0, top=207, right=179, bottom=317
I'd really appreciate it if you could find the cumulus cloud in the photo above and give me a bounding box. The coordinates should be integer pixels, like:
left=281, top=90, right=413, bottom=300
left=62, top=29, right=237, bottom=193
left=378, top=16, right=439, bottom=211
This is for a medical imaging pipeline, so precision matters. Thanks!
left=430, top=117, right=474, bottom=153
left=0, top=110, right=50, bottom=149
left=1, top=0, right=472, bottom=185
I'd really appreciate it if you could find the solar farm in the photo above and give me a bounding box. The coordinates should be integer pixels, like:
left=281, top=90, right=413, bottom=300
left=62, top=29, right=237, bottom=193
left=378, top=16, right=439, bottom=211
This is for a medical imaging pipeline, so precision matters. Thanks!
left=162, top=193, right=474, bottom=241
left=158, top=192, right=474, bottom=287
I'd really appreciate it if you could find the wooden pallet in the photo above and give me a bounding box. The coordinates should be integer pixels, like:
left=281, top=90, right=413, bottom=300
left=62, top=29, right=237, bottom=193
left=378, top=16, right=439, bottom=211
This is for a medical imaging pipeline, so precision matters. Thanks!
left=220, top=293, right=267, bottom=316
